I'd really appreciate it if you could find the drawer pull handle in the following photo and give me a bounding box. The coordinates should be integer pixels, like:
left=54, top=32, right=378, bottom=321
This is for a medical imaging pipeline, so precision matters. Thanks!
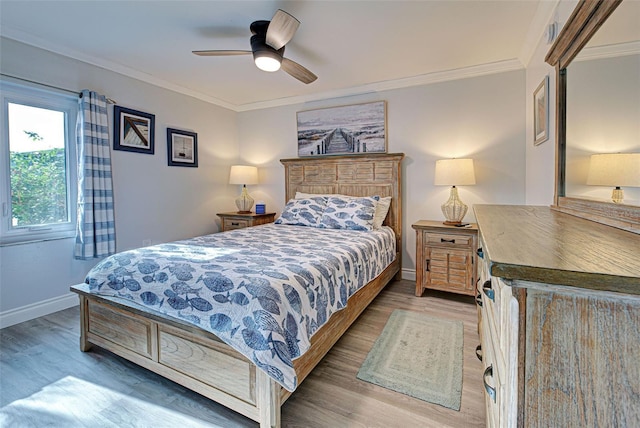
left=231, top=222, right=240, bottom=226
left=483, top=365, right=496, bottom=402
left=482, top=280, right=495, bottom=301
left=441, top=238, right=456, bottom=243
left=477, top=247, right=484, bottom=259
left=475, top=293, right=483, bottom=307
left=475, top=344, right=483, bottom=362
left=425, top=259, right=430, bottom=272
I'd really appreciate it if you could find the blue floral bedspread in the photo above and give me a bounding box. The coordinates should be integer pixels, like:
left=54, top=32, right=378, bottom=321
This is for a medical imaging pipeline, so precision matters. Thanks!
left=84, top=223, right=396, bottom=391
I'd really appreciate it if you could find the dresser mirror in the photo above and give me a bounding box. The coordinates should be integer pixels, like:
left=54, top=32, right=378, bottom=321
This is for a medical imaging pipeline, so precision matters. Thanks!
left=546, top=0, right=640, bottom=233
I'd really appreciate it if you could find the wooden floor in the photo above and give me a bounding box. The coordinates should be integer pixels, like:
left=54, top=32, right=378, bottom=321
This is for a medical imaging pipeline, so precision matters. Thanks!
left=0, top=280, right=485, bottom=427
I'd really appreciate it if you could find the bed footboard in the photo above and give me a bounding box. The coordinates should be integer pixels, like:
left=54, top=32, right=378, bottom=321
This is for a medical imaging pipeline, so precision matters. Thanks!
left=75, top=292, right=280, bottom=427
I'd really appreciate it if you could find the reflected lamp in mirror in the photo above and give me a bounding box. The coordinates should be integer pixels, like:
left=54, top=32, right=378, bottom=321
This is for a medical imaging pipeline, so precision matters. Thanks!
left=434, top=158, right=476, bottom=225
left=229, top=165, right=259, bottom=213
left=586, top=153, right=640, bottom=204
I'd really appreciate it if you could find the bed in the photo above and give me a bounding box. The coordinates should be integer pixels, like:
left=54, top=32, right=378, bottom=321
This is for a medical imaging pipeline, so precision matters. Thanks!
left=70, top=153, right=404, bottom=428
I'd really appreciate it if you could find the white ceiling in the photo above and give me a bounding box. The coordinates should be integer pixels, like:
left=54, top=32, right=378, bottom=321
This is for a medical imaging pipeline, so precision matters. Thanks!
left=0, top=1, right=558, bottom=111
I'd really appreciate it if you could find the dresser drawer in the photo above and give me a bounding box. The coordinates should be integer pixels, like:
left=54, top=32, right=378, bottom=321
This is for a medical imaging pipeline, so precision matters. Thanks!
left=223, top=218, right=250, bottom=230
left=424, top=231, right=473, bottom=248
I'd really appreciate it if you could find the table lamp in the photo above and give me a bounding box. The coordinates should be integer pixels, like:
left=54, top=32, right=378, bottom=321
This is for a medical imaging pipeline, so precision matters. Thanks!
left=586, top=153, right=640, bottom=204
left=229, top=165, right=259, bottom=213
left=434, top=158, right=476, bottom=225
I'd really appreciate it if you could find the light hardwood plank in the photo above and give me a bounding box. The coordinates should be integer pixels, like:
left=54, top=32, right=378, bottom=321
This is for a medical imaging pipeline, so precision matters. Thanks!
left=1, top=280, right=484, bottom=427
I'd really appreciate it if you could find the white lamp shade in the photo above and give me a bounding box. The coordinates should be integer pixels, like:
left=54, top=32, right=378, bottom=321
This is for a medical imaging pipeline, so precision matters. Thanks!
left=434, top=158, right=476, bottom=186
left=586, top=153, right=640, bottom=187
left=229, top=165, right=259, bottom=185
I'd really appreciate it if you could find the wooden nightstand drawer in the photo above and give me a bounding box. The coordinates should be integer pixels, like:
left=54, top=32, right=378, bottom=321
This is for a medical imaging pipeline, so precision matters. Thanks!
left=223, top=218, right=250, bottom=230
left=424, top=232, right=473, bottom=248
left=217, top=212, right=276, bottom=232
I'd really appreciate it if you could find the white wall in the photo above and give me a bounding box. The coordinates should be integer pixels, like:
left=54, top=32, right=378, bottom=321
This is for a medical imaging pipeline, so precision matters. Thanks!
left=0, top=38, right=240, bottom=326
left=524, top=0, right=578, bottom=205
left=238, top=71, right=527, bottom=276
left=524, top=36, right=557, bottom=205
left=566, top=54, right=640, bottom=205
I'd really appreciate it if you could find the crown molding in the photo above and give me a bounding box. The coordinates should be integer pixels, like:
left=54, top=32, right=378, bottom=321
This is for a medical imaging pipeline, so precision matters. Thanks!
left=1, top=28, right=237, bottom=111
left=2, top=26, right=524, bottom=113
left=574, top=40, right=640, bottom=62
left=235, top=59, right=524, bottom=112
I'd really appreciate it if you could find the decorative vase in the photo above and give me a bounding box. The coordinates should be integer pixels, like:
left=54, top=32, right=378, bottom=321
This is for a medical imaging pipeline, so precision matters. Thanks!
left=441, top=186, right=467, bottom=225
left=235, top=185, right=254, bottom=213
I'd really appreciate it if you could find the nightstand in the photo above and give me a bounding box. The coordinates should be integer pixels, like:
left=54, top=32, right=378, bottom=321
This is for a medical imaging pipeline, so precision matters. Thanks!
left=412, top=220, right=478, bottom=297
left=217, top=212, right=276, bottom=232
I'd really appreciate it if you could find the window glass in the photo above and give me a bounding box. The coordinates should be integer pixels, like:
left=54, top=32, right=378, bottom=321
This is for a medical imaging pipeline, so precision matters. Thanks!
left=1, top=81, right=78, bottom=245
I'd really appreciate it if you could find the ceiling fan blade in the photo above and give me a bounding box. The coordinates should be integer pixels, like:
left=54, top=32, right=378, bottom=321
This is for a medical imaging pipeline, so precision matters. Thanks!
left=266, top=9, right=300, bottom=50
left=192, top=50, right=251, bottom=56
left=281, top=58, right=317, bottom=84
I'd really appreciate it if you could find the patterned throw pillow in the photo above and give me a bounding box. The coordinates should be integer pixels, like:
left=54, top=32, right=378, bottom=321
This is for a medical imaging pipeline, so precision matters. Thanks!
left=275, top=197, right=327, bottom=227
left=295, top=191, right=391, bottom=230
left=319, top=196, right=379, bottom=231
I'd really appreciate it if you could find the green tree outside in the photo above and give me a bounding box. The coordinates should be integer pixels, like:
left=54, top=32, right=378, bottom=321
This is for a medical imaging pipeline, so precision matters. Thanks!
left=10, top=130, right=68, bottom=227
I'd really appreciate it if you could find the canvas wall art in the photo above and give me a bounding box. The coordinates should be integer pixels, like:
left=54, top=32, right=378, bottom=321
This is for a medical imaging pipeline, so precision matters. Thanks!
left=297, top=101, right=387, bottom=157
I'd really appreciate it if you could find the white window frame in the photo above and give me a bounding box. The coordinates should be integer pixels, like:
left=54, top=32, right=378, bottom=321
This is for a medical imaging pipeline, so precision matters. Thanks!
left=0, top=80, right=78, bottom=246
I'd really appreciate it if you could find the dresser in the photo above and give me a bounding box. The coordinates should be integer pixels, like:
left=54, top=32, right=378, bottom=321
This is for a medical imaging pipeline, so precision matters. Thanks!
left=474, top=205, right=640, bottom=427
left=216, top=211, right=276, bottom=232
left=412, top=220, right=477, bottom=297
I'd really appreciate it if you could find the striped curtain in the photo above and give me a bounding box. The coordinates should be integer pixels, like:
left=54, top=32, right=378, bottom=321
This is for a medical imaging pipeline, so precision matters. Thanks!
left=74, top=90, right=116, bottom=259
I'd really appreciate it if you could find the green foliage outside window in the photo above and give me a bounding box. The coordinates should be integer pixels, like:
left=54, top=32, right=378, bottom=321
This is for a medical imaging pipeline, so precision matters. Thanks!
left=10, top=148, right=68, bottom=227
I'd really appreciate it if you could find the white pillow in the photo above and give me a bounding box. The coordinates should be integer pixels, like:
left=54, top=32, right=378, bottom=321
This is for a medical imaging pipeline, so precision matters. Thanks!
left=296, top=192, right=391, bottom=230
left=373, top=196, right=391, bottom=229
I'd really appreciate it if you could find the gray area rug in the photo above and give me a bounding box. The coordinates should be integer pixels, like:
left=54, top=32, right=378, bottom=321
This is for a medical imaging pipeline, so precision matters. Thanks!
left=357, top=309, right=464, bottom=410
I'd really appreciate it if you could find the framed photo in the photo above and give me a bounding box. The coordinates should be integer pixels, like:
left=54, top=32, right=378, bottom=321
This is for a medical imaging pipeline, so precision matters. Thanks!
left=113, top=106, right=155, bottom=154
left=533, top=76, right=549, bottom=146
left=297, top=101, right=387, bottom=157
left=167, top=128, right=198, bottom=167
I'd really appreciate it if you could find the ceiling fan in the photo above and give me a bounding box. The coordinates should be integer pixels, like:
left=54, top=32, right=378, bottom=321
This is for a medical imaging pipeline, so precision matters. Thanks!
left=193, top=9, right=317, bottom=84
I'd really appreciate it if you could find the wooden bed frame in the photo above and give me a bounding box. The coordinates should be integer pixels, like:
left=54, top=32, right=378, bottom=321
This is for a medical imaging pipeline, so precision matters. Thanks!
left=70, top=153, right=404, bottom=428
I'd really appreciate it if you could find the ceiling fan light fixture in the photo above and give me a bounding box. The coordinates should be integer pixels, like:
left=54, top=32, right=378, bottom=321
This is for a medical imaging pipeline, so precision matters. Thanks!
left=254, top=52, right=281, bottom=72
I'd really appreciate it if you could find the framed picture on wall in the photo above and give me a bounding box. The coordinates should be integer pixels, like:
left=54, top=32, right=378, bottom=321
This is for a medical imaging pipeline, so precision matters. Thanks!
left=296, top=101, right=387, bottom=157
left=533, top=76, right=549, bottom=146
left=113, top=106, right=155, bottom=154
left=167, top=128, right=198, bottom=167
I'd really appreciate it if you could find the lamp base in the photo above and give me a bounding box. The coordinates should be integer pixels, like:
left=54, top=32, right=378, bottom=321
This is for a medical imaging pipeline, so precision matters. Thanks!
left=443, top=220, right=463, bottom=226
left=235, top=185, right=255, bottom=213
left=441, top=186, right=468, bottom=225
left=611, top=186, right=623, bottom=204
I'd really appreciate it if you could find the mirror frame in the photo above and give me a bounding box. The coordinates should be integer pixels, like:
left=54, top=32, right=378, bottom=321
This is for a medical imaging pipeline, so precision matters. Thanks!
left=545, top=0, right=639, bottom=233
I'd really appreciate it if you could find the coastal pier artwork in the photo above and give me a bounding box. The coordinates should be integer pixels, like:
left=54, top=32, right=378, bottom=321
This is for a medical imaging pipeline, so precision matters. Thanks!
left=297, top=101, right=386, bottom=157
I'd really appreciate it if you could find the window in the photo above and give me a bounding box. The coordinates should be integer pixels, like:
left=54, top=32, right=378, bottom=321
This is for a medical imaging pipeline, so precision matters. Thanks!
left=0, top=81, right=78, bottom=245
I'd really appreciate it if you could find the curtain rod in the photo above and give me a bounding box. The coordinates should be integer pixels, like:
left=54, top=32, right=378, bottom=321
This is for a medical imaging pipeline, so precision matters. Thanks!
left=0, top=72, right=117, bottom=104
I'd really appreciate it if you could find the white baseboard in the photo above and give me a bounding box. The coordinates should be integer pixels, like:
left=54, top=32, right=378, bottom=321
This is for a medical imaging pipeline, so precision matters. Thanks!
left=401, top=268, right=416, bottom=282
left=0, top=293, right=78, bottom=329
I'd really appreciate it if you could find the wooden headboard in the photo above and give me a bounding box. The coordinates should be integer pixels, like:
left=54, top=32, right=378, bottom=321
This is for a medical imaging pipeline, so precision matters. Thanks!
left=280, top=153, right=404, bottom=272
